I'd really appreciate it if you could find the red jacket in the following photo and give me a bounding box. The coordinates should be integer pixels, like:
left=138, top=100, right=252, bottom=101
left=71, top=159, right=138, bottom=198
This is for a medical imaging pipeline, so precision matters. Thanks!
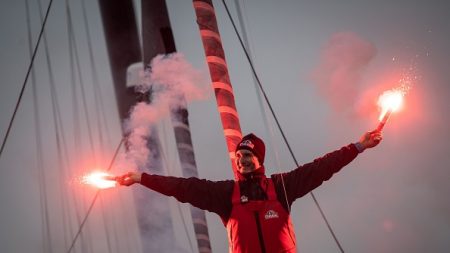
left=140, top=144, right=359, bottom=252
left=227, top=179, right=296, bottom=253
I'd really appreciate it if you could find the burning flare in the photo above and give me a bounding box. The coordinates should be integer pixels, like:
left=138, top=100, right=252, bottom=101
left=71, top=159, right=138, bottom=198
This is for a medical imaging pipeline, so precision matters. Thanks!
left=82, top=171, right=117, bottom=189
left=377, top=89, right=405, bottom=120
left=376, top=85, right=409, bottom=131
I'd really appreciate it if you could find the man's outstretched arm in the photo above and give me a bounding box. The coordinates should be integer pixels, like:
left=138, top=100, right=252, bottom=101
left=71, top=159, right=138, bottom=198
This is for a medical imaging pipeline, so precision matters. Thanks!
left=273, top=130, right=382, bottom=205
left=116, top=172, right=234, bottom=218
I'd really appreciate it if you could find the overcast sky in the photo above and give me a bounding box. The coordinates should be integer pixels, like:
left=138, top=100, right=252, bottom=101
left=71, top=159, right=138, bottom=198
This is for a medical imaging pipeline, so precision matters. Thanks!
left=1, top=0, right=449, bottom=252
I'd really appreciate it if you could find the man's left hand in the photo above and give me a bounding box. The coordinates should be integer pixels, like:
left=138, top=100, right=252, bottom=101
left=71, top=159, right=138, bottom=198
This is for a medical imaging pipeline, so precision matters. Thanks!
left=359, top=130, right=382, bottom=149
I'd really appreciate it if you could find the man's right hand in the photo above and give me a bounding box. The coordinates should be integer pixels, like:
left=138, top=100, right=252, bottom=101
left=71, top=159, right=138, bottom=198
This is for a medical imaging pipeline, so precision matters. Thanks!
left=116, top=172, right=142, bottom=186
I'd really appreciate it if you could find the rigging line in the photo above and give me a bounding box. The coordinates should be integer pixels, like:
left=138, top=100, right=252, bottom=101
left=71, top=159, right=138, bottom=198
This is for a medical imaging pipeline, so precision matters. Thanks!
left=66, top=0, right=98, bottom=165
left=66, top=4, right=81, bottom=156
left=232, top=0, right=269, bottom=133
left=77, top=0, right=124, bottom=249
left=35, top=0, right=74, bottom=248
left=81, top=0, right=112, bottom=151
left=232, top=1, right=294, bottom=248
left=220, top=1, right=345, bottom=253
left=233, top=0, right=284, bottom=172
left=98, top=196, right=114, bottom=253
left=77, top=9, right=126, bottom=248
left=114, top=183, right=136, bottom=253
left=65, top=4, right=94, bottom=253
left=66, top=138, right=124, bottom=253
left=232, top=1, right=293, bottom=245
left=50, top=86, right=72, bottom=249
left=0, top=0, right=53, bottom=159
left=25, top=0, right=53, bottom=251
left=221, top=0, right=293, bottom=214
left=222, top=0, right=292, bottom=214
left=65, top=0, right=105, bottom=249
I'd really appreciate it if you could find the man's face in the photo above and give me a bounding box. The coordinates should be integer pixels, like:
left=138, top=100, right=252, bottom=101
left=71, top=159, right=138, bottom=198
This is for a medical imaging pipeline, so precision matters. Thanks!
left=235, top=149, right=261, bottom=174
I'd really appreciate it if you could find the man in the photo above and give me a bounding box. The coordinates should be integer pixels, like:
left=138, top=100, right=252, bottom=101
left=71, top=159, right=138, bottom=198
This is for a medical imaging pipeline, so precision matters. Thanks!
left=118, top=131, right=382, bottom=253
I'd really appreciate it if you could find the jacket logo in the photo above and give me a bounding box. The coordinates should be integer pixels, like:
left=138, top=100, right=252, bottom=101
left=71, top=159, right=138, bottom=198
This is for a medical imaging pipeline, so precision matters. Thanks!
left=239, top=140, right=254, bottom=149
left=240, top=195, right=248, bottom=203
left=264, top=210, right=279, bottom=220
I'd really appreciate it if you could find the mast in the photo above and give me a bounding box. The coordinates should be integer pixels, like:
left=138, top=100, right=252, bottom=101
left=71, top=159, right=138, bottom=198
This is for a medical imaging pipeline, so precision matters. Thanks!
left=192, top=0, right=242, bottom=179
left=97, top=0, right=140, bottom=120
left=142, top=1, right=212, bottom=252
left=98, top=1, right=179, bottom=252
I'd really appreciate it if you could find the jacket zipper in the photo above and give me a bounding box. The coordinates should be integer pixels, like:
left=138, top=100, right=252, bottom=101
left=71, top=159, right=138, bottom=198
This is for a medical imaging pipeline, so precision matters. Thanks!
left=253, top=211, right=266, bottom=253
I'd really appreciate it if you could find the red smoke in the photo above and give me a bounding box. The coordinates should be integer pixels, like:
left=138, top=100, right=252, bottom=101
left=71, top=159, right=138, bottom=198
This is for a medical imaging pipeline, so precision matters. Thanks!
left=311, top=32, right=377, bottom=114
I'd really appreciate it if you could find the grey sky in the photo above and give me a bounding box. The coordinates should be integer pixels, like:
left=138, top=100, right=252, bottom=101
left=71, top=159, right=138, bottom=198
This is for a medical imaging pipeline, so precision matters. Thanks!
left=1, top=0, right=449, bottom=252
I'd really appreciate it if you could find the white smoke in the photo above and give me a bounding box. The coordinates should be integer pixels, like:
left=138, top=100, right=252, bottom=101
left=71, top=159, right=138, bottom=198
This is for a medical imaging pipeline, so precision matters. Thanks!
left=118, top=53, right=209, bottom=172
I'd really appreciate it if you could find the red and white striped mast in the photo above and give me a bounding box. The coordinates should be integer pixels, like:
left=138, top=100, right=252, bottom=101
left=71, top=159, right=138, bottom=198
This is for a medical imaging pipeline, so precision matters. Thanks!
left=192, top=0, right=243, bottom=179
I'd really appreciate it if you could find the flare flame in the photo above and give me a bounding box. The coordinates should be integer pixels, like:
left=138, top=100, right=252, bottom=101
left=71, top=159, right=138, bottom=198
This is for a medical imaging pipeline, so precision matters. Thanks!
left=377, top=86, right=409, bottom=120
left=375, top=84, right=410, bottom=131
left=82, top=171, right=117, bottom=189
